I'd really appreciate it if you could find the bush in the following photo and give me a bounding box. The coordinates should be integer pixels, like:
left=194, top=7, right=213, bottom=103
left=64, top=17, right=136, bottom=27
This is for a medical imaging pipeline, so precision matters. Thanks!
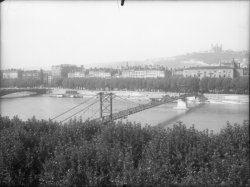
left=0, top=115, right=249, bottom=186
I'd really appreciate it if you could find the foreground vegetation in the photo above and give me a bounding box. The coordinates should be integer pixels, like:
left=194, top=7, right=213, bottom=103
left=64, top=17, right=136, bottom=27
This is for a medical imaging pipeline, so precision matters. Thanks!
left=0, top=116, right=249, bottom=186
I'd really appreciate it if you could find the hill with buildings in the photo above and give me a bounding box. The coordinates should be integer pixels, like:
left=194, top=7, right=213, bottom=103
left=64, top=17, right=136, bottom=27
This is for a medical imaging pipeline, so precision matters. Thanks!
left=155, top=50, right=249, bottom=68
left=105, top=47, right=249, bottom=69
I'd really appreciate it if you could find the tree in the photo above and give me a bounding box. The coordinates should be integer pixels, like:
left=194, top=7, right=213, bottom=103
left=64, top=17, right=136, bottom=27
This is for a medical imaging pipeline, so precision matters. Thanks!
left=208, top=78, right=216, bottom=93
left=170, top=78, right=178, bottom=92
left=222, top=78, right=232, bottom=93
left=199, top=78, right=209, bottom=93
left=238, top=77, right=249, bottom=94
left=215, top=78, right=223, bottom=92
left=51, top=78, right=63, bottom=87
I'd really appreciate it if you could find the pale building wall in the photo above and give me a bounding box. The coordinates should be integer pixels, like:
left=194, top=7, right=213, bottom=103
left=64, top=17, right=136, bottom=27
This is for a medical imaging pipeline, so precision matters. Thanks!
left=88, top=71, right=111, bottom=78
left=68, top=72, right=85, bottom=78
left=183, top=68, right=234, bottom=78
left=121, top=70, right=164, bottom=78
left=3, top=71, right=20, bottom=79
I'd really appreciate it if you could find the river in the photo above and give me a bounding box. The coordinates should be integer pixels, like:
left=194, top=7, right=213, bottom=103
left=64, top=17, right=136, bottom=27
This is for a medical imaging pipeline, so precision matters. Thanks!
left=0, top=95, right=248, bottom=133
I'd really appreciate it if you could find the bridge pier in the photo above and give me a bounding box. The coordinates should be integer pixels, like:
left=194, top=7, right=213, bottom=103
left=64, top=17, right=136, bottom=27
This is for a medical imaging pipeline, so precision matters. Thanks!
left=175, top=98, right=188, bottom=110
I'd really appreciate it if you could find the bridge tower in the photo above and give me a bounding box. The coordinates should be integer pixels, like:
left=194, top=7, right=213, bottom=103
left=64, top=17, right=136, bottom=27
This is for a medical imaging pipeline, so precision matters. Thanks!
left=99, top=92, right=113, bottom=121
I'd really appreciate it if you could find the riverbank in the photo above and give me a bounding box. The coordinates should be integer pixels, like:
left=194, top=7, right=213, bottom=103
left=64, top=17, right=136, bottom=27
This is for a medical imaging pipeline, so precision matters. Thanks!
left=47, top=88, right=172, bottom=101
left=1, top=91, right=37, bottom=98
left=47, top=88, right=249, bottom=104
left=204, top=93, right=249, bottom=104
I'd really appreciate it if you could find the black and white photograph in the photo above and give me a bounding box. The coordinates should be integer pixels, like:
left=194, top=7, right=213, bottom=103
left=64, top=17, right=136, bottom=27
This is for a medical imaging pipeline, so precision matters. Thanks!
left=0, top=0, right=249, bottom=186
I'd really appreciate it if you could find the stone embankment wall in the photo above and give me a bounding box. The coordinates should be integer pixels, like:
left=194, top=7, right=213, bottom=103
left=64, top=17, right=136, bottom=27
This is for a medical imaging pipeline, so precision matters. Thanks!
left=49, top=88, right=249, bottom=104
left=204, top=94, right=249, bottom=104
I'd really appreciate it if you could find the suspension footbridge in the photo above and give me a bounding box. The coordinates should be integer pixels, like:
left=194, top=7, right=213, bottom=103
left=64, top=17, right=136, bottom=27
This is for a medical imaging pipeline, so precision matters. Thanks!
left=51, top=92, right=196, bottom=124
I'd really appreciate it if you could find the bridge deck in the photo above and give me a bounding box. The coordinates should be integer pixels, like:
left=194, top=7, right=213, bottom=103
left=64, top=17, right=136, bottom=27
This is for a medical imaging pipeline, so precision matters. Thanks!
left=94, top=94, right=193, bottom=123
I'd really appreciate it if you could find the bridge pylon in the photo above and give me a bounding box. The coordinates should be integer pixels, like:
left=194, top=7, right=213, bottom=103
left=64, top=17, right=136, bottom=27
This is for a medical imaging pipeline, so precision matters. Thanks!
left=98, top=92, right=113, bottom=121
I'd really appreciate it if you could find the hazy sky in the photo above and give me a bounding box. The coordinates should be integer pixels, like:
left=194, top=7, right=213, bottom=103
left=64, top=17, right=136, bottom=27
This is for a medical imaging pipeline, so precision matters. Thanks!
left=1, top=0, right=249, bottom=69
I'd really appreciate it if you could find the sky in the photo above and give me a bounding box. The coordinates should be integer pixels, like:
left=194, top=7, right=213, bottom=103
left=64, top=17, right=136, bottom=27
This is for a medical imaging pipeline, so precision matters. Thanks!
left=1, top=0, right=249, bottom=70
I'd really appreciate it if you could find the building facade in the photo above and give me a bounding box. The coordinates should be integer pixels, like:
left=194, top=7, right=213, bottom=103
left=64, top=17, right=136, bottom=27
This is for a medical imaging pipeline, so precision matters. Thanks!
left=121, top=70, right=165, bottom=78
left=177, top=60, right=248, bottom=79
left=22, top=70, right=42, bottom=79
left=51, top=65, right=84, bottom=78
left=2, top=69, right=22, bottom=79
left=68, top=72, right=86, bottom=78
left=88, top=71, right=111, bottom=78
left=235, top=68, right=249, bottom=77
left=172, top=68, right=184, bottom=77
left=183, top=66, right=234, bottom=79
left=42, top=70, right=51, bottom=85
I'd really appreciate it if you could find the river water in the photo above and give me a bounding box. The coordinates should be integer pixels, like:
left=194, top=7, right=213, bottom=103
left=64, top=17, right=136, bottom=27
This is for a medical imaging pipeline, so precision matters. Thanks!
left=0, top=95, right=248, bottom=133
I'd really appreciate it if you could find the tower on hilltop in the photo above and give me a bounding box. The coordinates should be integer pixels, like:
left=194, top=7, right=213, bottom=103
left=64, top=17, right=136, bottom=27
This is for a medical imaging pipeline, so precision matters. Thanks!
left=211, top=44, right=222, bottom=53
left=126, top=62, right=129, bottom=69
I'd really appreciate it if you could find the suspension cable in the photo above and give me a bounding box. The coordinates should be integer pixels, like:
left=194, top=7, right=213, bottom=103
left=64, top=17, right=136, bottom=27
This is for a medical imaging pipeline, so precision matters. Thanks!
left=115, top=95, right=141, bottom=106
left=88, top=108, right=100, bottom=120
left=113, top=96, right=134, bottom=109
left=60, top=99, right=99, bottom=123
left=51, top=96, right=96, bottom=121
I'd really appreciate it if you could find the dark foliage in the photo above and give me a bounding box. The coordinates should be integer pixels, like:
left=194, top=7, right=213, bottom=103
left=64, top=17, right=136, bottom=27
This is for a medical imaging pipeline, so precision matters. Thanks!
left=1, top=76, right=248, bottom=94
left=0, top=115, right=249, bottom=186
left=60, top=76, right=248, bottom=94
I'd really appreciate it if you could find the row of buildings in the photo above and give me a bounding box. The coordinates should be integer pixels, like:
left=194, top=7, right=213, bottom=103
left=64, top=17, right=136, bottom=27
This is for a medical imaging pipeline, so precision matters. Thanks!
left=172, top=60, right=249, bottom=79
left=0, top=65, right=166, bottom=86
left=1, top=59, right=248, bottom=84
left=51, top=64, right=165, bottom=79
left=1, top=69, right=49, bottom=84
left=121, top=69, right=165, bottom=78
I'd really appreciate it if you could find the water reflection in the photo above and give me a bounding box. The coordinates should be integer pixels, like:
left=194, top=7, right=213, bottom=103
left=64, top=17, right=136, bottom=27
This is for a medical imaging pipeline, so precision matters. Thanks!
left=159, top=103, right=205, bottom=128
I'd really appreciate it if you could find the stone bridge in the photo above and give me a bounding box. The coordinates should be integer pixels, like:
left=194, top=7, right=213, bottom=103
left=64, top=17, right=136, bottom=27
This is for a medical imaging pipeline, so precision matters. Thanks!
left=0, top=88, right=51, bottom=97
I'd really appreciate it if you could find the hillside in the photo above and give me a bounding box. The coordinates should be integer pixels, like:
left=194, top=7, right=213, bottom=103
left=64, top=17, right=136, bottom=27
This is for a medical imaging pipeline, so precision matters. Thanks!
left=145, top=50, right=249, bottom=68
left=96, top=50, right=249, bottom=69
